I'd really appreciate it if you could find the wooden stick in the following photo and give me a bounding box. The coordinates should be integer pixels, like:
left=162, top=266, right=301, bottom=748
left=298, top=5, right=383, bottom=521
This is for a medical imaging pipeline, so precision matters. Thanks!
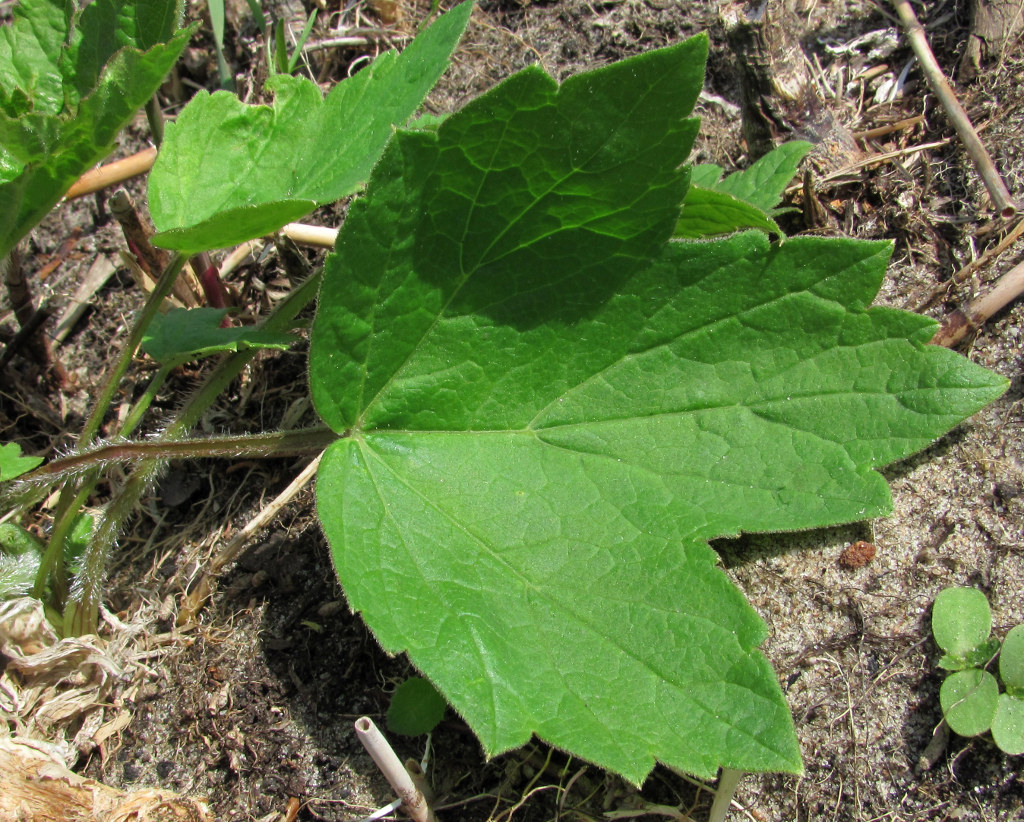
left=916, top=217, right=1024, bottom=311
left=282, top=222, right=338, bottom=248
left=64, top=148, right=158, bottom=201
left=355, top=717, right=436, bottom=822
left=932, top=258, right=1024, bottom=346
left=891, top=0, right=1017, bottom=217
left=853, top=114, right=925, bottom=141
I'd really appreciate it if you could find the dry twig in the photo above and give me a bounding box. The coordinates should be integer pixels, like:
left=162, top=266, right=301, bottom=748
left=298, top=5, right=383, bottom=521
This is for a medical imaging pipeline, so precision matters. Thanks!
left=891, top=0, right=1017, bottom=217
left=915, top=217, right=1024, bottom=310
left=931, top=257, right=1024, bottom=346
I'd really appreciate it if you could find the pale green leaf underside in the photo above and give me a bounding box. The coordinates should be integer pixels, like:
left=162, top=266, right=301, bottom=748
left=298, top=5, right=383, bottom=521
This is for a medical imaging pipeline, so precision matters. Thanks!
left=148, top=2, right=471, bottom=252
left=309, top=35, right=1006, bottom=782
left=675, top=185, right=779, bottom=238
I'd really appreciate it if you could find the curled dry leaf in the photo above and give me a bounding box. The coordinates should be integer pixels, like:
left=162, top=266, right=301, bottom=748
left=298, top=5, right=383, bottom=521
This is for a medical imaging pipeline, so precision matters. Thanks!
left=0, top=735, right=212, bottom=822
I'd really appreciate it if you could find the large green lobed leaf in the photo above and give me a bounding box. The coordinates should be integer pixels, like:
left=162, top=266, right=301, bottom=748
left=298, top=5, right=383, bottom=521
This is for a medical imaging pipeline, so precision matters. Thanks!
left=148, top=2, right=472, bottom=252
left=0, top=0, right=191, bottom=261
left=309, top=35, right=1007, bottom=782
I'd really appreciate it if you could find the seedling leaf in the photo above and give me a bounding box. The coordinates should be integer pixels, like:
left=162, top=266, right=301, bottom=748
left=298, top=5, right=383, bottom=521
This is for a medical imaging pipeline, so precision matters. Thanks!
left=0, top=522, right=45, bottom=557
left=309, top=35, right=1006, bottom=782
left=992, top=693, right=1024, bottom=755
left=148, top=2, right=472, bottom=252
left=387, top=676, right=446, bottom=736
left=932, top=586, right=993, bottom=663
left=941, top=669, right=999, bottom=737
left=0, top=442, right=43, bottom=481
left=141, top=307, right=295, bottom=365
left=1001, top=624, right=1024, bottom=694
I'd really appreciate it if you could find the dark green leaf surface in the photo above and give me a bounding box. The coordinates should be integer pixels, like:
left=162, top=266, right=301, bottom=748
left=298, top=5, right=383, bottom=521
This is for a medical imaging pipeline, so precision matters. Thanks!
left=309, top=36, right=1007, bottom=782
left=387, top=676, right=447, bottom=736
left=141, top=307, right=295, bottom=365
left=0, top=0, right=192, bottom=261
left=148, top=2, right=472, bottom=252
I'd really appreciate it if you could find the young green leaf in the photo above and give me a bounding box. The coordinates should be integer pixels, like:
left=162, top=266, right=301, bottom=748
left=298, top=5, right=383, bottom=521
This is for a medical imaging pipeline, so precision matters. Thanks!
left=141, top=307, right=294, bottom=366
left=675, top=142, right=811, bottom=239
left=994, top=624, right=1024, bottom=755
left=148, top=1, right=472, bottom=253
left=309, top=34, right=1005, bottom=782
left=0, top=522, right=44, bottom=601
left=0, top=0, right=193, bottom=261
left=0, top=442, right=43, bottom=481
left=387, top=676, right=447, bottom=736
left=941, top=669, right=999, bottom=737
left=0, top=0, right=70, bottom=116
left=932, top=586, right=994, bottom=667
left=675, top=186, right=780, bottom=238
left=714, top=141, right=812, bottom=213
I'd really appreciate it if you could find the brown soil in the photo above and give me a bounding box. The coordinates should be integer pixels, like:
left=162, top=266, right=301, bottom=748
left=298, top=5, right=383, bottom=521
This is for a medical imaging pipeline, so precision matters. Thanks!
left=2, top=1, right=1023, bottom=820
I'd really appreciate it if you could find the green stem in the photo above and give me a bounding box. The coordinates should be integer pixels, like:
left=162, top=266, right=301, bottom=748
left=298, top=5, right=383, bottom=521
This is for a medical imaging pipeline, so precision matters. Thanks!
left=31, top=479, right=93, bottom=601
left=32, top=255, right=186, bottom=607
left=28, top=427, right=337, bottom=481
left=119, top=365, right=173, bottom=438
left=708, top=769, right=743, bottom=822
left=79, top=252, right=187, bottom=447
left=145, top=95, right=165, bottom=147
left=62, top=271, right=323, bottom=633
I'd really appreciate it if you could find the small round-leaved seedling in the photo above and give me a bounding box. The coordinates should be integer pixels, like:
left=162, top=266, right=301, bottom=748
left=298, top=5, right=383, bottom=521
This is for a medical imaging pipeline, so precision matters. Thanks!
left=932, top=587, right=999, bottom=670
left=992, top=693, right=1024, bottom=755
left=940, top=668, right=999, bottom=737
left=1000, top=624, right=1024, bottom=695
left=992, top=624, right=1024, bottom=756
left=386, top=676, right=447, bottom=737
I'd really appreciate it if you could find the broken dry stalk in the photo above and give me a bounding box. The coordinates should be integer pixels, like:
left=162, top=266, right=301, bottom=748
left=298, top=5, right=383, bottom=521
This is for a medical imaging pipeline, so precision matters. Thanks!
left=110, top=189, right=201, bottom=307
left=64, top=148, right=158, bottom=201
left=916, top=217, right=1024, bottom=311
left=892, top=0, right=1017, bottom=217
left=355, top=717, right=436, bottom=822
left=932, top=257, right=1024, bottom=347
